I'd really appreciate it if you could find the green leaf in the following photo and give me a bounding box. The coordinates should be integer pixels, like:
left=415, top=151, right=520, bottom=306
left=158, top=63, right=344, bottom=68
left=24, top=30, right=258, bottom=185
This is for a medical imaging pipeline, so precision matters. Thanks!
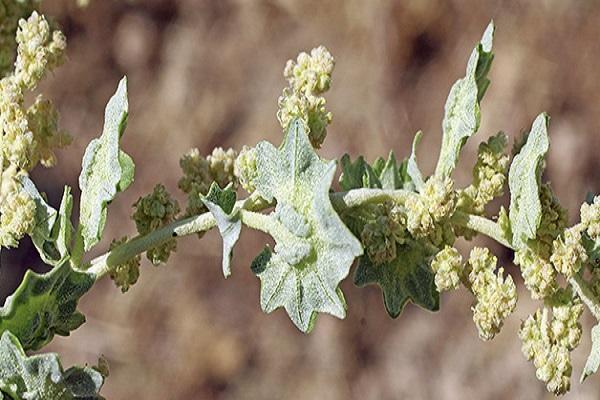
left=435, top=21, right=495, bottom=178
left=20, top=176, right=61, bottom=265
left=201, top=183, right=241, bottom=278
left=377, top=151, right=402, bottom=190
left=339, top=154, right=381, bottom=191
left=354, top=242, right=439, bottom=318
left=582, top=323, right=600, bottom=382
left=0, top=331, right=104, bottom=399
left=0, top=262, right=94, bottom=351
left=78, top=77, right=131, bottom=251
left=508, top=113, right=549, bottom=249
left=252, top=120, right=363, bottom=332
left=407, top=131, right=425, bottom=191
left=55, top=187, right=74, bottom=262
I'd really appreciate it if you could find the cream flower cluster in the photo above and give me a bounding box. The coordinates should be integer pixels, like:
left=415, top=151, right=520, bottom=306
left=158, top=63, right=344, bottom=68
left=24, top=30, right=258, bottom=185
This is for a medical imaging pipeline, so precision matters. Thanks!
left=234, top=145, right=257, bottom=193
left=431, top=246, right=463, bottom=292
left=467, top=247, right=517, bottom=340
left=550, top=225, right=587, bottom=279
left=178, top=147, right=237, bottom=215
left=0, top=11, right=67, bottom=249
left=132, top=184, right=180, bottom=265
left=0, top=0, right=39, bottom=76
left=581, top=195, right=600, bottom=240
left=277, top=46, right=334, bottom=148
left=519, top=289, right=583, bottom=395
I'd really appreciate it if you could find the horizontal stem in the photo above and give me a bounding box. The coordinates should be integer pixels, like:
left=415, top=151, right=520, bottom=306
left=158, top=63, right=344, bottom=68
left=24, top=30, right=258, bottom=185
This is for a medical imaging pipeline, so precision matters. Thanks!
left=451, top=211, right=513, bottom=249
left=330, top=188, right=416, bottom=210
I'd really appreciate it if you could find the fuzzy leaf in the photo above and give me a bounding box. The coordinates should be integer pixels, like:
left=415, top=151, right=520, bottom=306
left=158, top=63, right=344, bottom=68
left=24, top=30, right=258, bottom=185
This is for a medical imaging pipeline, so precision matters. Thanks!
left=19, top=176, right=61, bottom=265
left=78, top=77, right=131, bottom=251
left=408, top=131, right=425, bottom=191
left=55, top=187, right=74, bottom=262
left=0, top=331, right=104, bottom=399
left=0, top=262, right=94, bottom=351
left=582, top=323, right=600, bottom=382
left=435, top=21, right=495, bottom=178
left=354, top=242, right=439, bottom=318
left=339, top=154, right=381, bottom=191
left=201, top=183, right=241, bottom=278
left=375, top=151, right=401, bottom=190
left=252, top=120, right=363, bottom=332
left=508, top=113, right=549, bottom=249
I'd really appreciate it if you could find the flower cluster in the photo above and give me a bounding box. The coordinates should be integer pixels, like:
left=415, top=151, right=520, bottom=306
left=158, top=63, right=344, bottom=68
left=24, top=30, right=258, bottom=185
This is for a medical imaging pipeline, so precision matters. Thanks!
left=0, top=0, right=39, bottom=77
left=514, top=185, right=567, bottom=300
left=519, top=289, right=583, bottom=395
left=234, top=145, right=257, bottom=193
left=431, top=246, right=463, bottom=292
left=550, top=225, right=587, bottom=279
left=132, top=184, right=180, bottom=265
left=467, top=247, right=517, bottom=340
left=178, top=147, right=237, bottom=215
left=405, top=176, right=456, bottom=246
left=108, top=237, right=141, bottom=293
left=277, top=46, right=334, bottom=148
left=360, top=202, right=408, bottom=265
left=581, top=195, right=600, bottom=240
left=0, top=11, right=68, bottom=250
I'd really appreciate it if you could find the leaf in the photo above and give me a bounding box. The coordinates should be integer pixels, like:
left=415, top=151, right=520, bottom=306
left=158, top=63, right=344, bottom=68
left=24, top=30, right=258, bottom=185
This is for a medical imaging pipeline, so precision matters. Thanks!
left=582, top=323, right=600, bottom=382
left=0, top=262, right=94, bottom=351
left=78, top=77, right=131, bottom=251
left=377, top=151, right=403, bottom=190
left=252, top=120, right=363, bottom=332
left=201, top=182, right=241, bottom=278
left=508, top=113, right=549, bottom=249
left=354, top=242, right=439, bottom=318
left=55, top=186, right=74, bottom=262
left=435, top=21, right=495, bottom=178
left=407, top=131, right=425, bottom=191
left=0, top=331, right=104, bottom=399
left=339, top=154, right=381, bottom=191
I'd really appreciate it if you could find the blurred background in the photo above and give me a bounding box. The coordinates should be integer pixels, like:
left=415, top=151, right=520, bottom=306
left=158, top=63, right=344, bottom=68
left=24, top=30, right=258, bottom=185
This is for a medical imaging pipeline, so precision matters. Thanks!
left=3, top=0, right=600, bottom=398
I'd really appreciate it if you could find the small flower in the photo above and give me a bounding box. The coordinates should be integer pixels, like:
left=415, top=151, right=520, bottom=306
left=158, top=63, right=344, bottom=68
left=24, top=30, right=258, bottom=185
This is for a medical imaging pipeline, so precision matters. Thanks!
left=283, top=45, right=334, bottom=95
left=550, top=225, right=587, bottom=279
left=108, top=237, right=141, bottom=293
left=581, top=195, right=600, bottom=240
left=514, top=247, right=557, bottom=300
left=0, top=187, right=36, bottom=248
left=132, top=184, right=180, bottom=265
left=360, top=202, right=407, bottom=265
left=207, top=147, right=237, bottom=189
left=431, top=246, right=463, bottom=292
left=277, top=89, right=331, bottom=148
left=234, top=145, right=258, bottom=193
left=467, top=247, right=517, bottom=340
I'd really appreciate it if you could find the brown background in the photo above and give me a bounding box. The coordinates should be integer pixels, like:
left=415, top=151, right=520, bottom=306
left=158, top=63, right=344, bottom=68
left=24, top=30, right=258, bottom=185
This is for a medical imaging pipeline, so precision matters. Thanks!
left=3, top=0, right=600, bottom=399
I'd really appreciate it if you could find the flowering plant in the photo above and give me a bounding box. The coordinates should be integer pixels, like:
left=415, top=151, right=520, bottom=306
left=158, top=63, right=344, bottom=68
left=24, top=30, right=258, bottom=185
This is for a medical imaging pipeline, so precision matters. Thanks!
left=1, top=6, right=600, bottom=397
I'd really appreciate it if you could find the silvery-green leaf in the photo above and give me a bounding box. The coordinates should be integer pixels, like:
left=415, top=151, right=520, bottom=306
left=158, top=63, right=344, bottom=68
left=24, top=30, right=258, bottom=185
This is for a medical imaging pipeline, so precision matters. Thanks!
left=0, top=331, right=104, bottom=399
left=408, top=130, right=425, bottom=191
left=435, top=21, right=495, bottom=178
left=582, top=323, right=600, bottom=382
left=252, top=120, right=363, bottom=333
left=377, top=151, right=402, bottom=190
left=508, top=113, right=549, bottom=249
left=339, top=154, right=381, bottom=191
left=78, top=77, right=131, bottom=251
left=201, top=182, right=241, bottom=278
left=20, top=176, right=61, bottom=265
left=55, top=186, right=74, bottom=262
left=354, top=241, right=439, bottom=318
left=0, top=262, right=94, bottom=351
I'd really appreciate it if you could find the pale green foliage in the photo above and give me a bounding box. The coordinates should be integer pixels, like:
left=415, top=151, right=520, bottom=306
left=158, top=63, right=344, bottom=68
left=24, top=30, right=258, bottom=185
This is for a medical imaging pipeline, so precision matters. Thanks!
left=132, top=184, right=179, bottom=265
left=582, top=324, right=600, bottom=382
left=277, top=46, right=334, bottom=148
left=78, top=77, right=132, bottom=251
left=0, top=331, right=104, bottom=399
left=407, top=131, right=425, bottom=190
left=251, top=120, right=362, bottom=332
left=468, top=247, right=517, bottom=340
left=435, top=21, right=494, bottom=178
left=509, top=113, right=549, bottom=249
left=201, top=183, right=241, bottom=278
left=431, top=246, right=463, bottom=292
left=519, top=290, right=583, bottom=395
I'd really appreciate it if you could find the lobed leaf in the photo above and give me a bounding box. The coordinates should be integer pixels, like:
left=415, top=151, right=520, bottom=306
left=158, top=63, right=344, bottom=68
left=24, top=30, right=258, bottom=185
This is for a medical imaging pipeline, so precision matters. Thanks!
left=435, top=21, right=495, bottom=179
left=339, top=154, right=381, bottom=191
left=508, top=113, right=549, bottom=249
left=0, top=331, right=104, bottom=399
left=0, top=262, right=94, bottom=351
left=78, top=77, right=133, bottom=251
left=201, top=183, right=241, bottom=278
left=252, top=120, right=363, bottom=332
left=354, top=242, right=439, bottom=318
left=582, top=323, right=600, bottom=383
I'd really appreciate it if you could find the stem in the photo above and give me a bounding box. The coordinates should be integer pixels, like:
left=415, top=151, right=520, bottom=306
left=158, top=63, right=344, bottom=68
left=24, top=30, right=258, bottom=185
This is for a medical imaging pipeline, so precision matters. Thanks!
left=330, top=188, right=416, bottom=210
left=451, top=211, right=513, bottom=249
